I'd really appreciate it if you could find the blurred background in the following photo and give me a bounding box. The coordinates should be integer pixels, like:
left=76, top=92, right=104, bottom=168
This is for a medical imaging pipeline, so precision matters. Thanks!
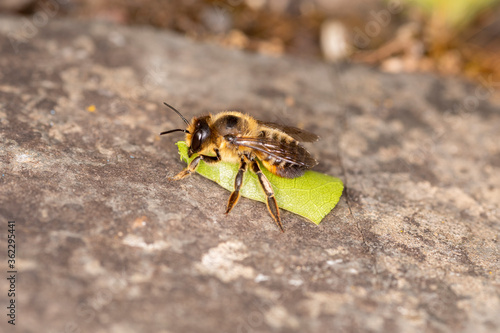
left=1, top=0, right=500, bottom=88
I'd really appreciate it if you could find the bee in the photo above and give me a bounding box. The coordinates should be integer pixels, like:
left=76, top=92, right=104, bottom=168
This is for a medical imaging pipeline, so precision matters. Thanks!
left=160, top=102, right=318, bottom=232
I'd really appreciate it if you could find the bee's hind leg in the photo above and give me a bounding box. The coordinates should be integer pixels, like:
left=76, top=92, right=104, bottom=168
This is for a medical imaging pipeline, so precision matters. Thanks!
left=250, top=160, right=284, bottom=232
left=226, top=157, right=248, bottom=214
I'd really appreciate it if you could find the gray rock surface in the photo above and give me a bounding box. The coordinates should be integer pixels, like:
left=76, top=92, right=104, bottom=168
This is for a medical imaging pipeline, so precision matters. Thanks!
left=0, top=15, right=499, bottom=333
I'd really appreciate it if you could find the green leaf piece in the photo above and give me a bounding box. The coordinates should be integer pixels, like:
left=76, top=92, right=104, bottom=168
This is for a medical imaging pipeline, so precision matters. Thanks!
left=175, top=141, right=343, bottom=225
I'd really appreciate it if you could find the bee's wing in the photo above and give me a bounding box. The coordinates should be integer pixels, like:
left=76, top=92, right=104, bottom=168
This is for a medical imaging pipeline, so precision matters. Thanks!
left=257, top=120, right=319, bottom=142
left=229, top=137, right=317, bottom=168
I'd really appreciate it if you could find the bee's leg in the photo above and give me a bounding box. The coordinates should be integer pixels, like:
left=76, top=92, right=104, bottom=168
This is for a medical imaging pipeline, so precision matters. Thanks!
left=225, top=157, right=247, bottom=214
left=169, top=150, right=221, bottom=181
left=169, top=155, right=202, bottom=180
left=250, top=160, right=284, bottom=232
left=199, top=149, right=221, bottom=164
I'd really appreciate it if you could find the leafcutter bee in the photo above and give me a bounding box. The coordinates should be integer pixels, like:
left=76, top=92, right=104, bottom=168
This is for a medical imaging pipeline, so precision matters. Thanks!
left=161, top=103, right=318, bottom=232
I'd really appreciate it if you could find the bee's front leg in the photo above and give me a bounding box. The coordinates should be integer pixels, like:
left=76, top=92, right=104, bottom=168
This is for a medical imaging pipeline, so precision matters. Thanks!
left=168, top=155, right=201, bottom=180
left=168, top=149, right=221, bottom=181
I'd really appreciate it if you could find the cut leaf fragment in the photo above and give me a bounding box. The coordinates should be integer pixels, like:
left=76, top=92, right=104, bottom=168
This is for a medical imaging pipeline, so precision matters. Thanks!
left=175, top=141, right=343, bottom=225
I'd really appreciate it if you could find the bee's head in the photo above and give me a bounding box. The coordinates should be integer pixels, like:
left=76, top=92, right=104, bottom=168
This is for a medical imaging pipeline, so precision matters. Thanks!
left=186, top=116, right=211, bottom=157
left=160, top=103, right=211, bottom=157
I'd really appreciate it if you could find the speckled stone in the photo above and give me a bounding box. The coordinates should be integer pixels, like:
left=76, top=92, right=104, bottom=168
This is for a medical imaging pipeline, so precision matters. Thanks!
left=0, top=15, right=499, bottom=333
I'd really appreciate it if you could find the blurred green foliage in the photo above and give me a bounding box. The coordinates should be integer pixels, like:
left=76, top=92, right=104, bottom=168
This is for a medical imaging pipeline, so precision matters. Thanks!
left=406, top=0, right=500, bottom=30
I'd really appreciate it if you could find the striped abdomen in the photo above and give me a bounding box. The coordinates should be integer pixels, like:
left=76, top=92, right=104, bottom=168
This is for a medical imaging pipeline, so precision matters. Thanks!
left=256, top=129, right=317, bottom=178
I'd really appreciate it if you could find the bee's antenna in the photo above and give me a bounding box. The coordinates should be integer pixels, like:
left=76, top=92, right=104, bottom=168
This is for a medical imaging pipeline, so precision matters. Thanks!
left=163, top=102, right=189, bottom=125
left=160, top=129, right=190, bottom=135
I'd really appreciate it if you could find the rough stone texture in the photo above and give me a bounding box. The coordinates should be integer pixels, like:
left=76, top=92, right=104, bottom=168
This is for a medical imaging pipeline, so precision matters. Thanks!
left=0, top=15, right=499, bottom=333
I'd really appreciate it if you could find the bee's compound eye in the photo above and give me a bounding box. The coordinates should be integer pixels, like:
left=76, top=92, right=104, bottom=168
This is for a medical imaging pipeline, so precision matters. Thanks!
left=191, top=131, right=203, bottom=152
left=190, top=119, right=210, bottom=153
